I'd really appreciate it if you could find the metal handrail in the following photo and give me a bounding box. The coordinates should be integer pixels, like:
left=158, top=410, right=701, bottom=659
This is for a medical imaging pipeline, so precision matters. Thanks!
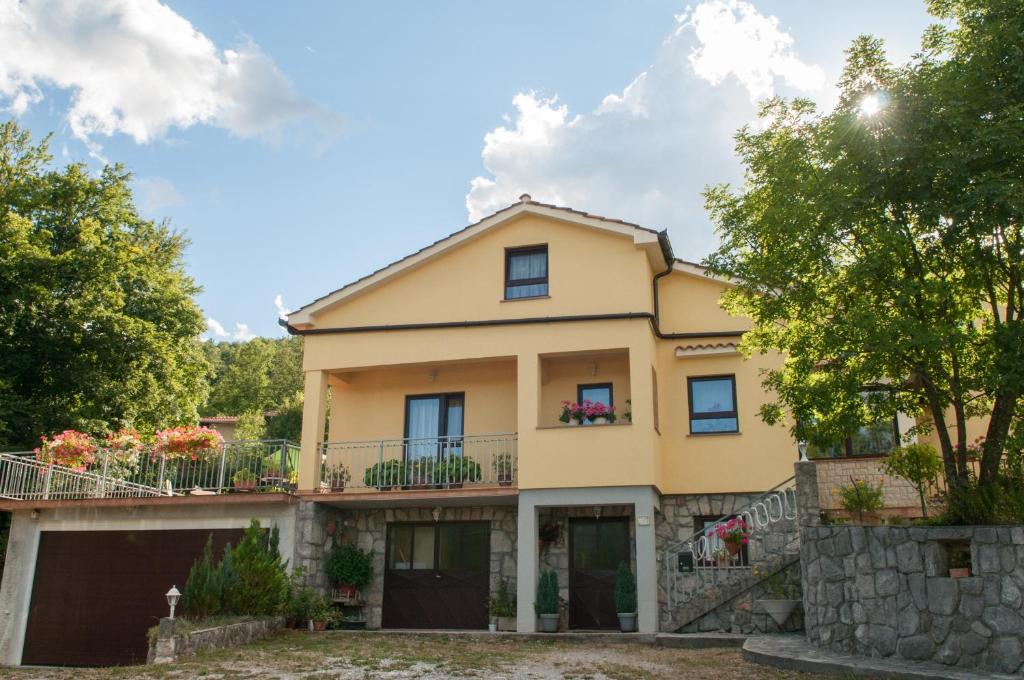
left=319, top=433, right=518, bottom=491
left=0, top=439, right=301, bottom=501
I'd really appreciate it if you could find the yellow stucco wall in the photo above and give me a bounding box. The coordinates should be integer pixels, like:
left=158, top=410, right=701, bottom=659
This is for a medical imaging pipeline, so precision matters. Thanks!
left=311, top=214, right=655, bottom=328
left=295, top=210, right=795, bottom=494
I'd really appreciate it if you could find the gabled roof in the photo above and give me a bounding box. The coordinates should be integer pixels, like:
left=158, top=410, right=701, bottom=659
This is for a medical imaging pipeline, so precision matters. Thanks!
left=287, top=195, right=671, bottom=328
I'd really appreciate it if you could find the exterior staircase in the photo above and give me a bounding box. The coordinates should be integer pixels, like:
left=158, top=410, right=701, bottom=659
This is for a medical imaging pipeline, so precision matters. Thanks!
left=661, top=478, right=802, bottom=632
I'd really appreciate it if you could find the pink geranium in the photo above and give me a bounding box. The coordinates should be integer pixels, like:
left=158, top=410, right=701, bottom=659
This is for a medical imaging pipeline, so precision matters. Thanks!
left=35, top=430, right=97, bottom=472
left=153, top=426, right=224, bottom=461
left=712, top=517, right=750, bottom=545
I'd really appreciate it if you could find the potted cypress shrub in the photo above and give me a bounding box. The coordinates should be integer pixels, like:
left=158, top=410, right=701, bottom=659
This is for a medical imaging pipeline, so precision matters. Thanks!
left=325, top=541, right=374, bottom=599
left=535, top=571, right=560, bottom=633
left=613, top=562, right=637, bottom=632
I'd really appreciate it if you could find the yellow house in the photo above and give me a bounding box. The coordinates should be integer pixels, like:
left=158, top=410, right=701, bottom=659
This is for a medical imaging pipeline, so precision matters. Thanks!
left=285, top=195, right=801, bottom=633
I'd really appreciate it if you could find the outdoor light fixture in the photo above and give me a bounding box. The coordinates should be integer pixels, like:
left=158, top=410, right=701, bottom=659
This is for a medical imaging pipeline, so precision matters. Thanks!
left=432, top=506, right=442, bottom=522
left=798, top=440, right=808, bottom=462
left=165, top=585, right=181, bottom=619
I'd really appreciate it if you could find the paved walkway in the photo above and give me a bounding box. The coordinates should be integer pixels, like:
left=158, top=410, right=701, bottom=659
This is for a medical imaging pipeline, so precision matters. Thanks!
left=744, top=635, right=1017, bottom=679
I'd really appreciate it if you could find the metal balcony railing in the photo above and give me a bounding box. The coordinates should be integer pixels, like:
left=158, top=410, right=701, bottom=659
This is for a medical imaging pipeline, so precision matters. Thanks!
left=319, top=433, right=517, bottom=492
left=0, top=440, right=300, bottom=501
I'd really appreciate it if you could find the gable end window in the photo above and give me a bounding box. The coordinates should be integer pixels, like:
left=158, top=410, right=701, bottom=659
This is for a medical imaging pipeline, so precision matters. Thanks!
left=688, top=375, right=738, bottom=434
left=505, top=245, right=548, bottom=299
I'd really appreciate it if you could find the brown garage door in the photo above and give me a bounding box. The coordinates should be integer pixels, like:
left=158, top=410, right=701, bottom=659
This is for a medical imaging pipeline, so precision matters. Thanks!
left=23, top=528, right=243, bottom=666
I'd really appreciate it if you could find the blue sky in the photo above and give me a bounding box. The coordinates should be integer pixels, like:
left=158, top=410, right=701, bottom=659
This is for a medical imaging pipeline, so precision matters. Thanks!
left=1, top=1, right=934, bottom=340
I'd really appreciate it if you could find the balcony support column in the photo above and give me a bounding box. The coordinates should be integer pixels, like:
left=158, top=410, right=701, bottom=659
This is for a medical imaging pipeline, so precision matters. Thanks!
left=298, top=370, right=329, bottom=492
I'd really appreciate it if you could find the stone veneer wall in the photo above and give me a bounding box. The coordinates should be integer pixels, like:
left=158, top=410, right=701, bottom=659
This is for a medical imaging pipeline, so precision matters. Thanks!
left=814, top=458, right=919, bottom=512
left=801, top=524, right=1024, bottom=674
left=655, top=493, right=763, bottom=628
left=676, top=560, right=803, bottom=634
left=322, top=505, right=518, bottom=629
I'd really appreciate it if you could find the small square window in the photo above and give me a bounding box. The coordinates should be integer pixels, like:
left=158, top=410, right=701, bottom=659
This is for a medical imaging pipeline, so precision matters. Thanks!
left=505, top=245, right=548, bottom=299
left=688, top=375, right=738, bottom=434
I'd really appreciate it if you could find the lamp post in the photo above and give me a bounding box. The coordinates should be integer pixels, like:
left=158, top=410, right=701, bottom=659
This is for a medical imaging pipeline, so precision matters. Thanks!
left=165, top=585, right=181, bottom=620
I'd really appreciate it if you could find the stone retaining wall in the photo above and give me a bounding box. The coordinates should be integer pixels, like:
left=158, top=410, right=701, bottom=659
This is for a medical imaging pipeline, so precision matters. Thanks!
left=148, top=616, right=283, bottom=664
left=801, top=524, right=1024, bottom=674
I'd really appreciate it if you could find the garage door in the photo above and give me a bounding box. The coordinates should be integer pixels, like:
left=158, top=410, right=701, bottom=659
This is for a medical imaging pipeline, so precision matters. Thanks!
left=23, top=528, right=243, bottom=666
left=382, top=522, right=489, bottom=629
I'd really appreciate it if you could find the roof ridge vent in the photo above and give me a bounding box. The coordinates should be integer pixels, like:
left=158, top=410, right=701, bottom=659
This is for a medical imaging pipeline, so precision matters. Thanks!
left=518, top=193, right=532, bottom=203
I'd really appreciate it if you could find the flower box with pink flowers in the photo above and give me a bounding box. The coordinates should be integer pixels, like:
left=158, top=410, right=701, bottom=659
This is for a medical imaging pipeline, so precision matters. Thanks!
left=559, top=400, right=616, bottom=426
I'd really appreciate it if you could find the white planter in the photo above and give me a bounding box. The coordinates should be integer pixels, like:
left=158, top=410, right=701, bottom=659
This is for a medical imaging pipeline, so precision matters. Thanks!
left=538, top=613, right=559, bottom=633
left=567, top=417, right=580, bottom=426
left=617, top=612, right=637, bottom=632
left=488, top=622, right=497, bottom=633
left=757, top=599, right=800, bottom=626
left=591, top=417, right=608, bottom=425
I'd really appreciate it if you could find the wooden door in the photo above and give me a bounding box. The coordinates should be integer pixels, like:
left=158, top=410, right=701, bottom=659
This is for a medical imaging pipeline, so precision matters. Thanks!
left=569, top=517, right=629, bottom=629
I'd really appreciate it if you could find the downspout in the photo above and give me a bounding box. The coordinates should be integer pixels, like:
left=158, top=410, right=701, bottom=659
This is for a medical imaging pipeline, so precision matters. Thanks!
left=650, top=229, right=744, bottom=340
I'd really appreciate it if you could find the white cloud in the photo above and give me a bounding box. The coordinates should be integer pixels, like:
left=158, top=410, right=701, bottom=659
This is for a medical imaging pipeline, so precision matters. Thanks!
left=205, top=317, right=256, bottom=342
left=232, top=323, right=256, bottom=342
left=205, top=318, right=229, bottom=339
left=135, top=177, right=186, bottom=214
left=682, top=0, right=825, bottom=102
left=274, top=294, right=290, bottom=320
left=465, top=0, right=826, bottom=258
left=0, top=0, right=343, bottom=153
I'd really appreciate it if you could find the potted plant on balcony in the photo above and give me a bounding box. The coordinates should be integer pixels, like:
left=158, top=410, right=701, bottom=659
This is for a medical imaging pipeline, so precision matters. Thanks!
left=535, top=571, right=560, bottom=633
left=711, top=546, right=732, bottom=568
left=326, top=540, right=374, bottom=599
left=103, top=428, right=144, bottom=480
left=232, top=468, right=257, bottom=491
left=35, top=430, right=97, bottom=472
left=363, top=459, right=407, bottom=490
left=713, top=517, right=750, bottom=557
left=434, top=455, right=481, bottom=489
left=494, top=452, right=514, bottom=486
left=613, top=562, right=637, bottom=632
left=754, top=567, right=802, bottom=628
left=324, top=462, right=351, bottom=492
left=153, top=426, right=223, bottom=461
left=559, top=401, right=586, bottom=426
left=488, top=578, right=517, bottom=631
left=586, top=401, right=616, bottom=425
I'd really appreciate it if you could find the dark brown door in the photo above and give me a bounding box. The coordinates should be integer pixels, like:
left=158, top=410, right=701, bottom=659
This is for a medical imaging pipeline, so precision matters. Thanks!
left=23, top=528, right=243, bottom=666
left=569, top=517, right=629, bottom=629
left=382, top=522, right=489, bottom=629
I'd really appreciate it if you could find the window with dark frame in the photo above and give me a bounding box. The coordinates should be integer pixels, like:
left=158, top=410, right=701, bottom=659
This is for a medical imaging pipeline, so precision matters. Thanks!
left=805, top=417, right=901, bottom=459
left=577, top=383, right=613, bottom=409
left=505, top=245, right=548, bottom=299
left=687, top=375, right=738, bottom=434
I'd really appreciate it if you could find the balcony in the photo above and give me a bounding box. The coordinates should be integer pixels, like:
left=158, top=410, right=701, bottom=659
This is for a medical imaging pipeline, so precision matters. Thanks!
left=0, top=440, right=299, bottom=503
left=317, top=433, right=517, bottom=494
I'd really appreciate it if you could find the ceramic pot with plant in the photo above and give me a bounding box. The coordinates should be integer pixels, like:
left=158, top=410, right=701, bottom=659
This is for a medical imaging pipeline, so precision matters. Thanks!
left=310, top=596, right=332, bottom=632
left=488, top=578, right=517, bottom=631
left=949, top=546, right=971, bottom=578
left=613, top=562, right=637, bottom=632
left=559, top=401, right=586, bottom=426
left=494, top=452, right=514, bottom=486
left=711, top=547, right=732, bottom=568
left=535, top=571, right=560, bottom=632
left=363, top=459, right=407, bottom=490
left=586, top=402, right=616, bottom=425
left=713, top=517, right=749, bottom=556
left=325, top=462, right=351, bottom=492
left=326, top=540, right=374, bottom=599
left=754, top=567, right=802, bottom=628
left=433, top=455, right=481, bottom=489
left=232, top=468, right=257, bottom=491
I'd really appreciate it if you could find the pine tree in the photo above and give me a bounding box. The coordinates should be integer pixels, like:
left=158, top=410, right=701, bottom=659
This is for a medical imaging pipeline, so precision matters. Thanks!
left=182, top=535, right=222, bottom=619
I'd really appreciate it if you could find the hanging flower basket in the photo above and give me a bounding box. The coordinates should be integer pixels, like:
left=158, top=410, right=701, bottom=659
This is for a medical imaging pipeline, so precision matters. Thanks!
left=153, top=426, right=224, bottom=461
left=35, top=430, right=97, bottom=472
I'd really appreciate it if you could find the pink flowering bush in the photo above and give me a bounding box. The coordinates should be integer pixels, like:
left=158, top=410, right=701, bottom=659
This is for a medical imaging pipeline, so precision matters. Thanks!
left=35, top=430, right=97, bottom=472
left=559, top=401, right=587, bottom=423
left=153, top=426, right=224, bottom=460
left=711, top=517, right=750, bottom=546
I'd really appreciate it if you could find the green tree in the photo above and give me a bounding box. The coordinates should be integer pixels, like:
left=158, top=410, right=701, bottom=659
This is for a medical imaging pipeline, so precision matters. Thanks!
left=223, top=519, right=287, bottom=616
left=0, top=121, right=209, bottom=448
left=234, top=409, right=268, bottom=442
left=204, top=337, right=303, bottom=418
left=704, top=0, right=1023, bottom=510
left=882, top=444, right=944, bottom=518
left=264, top=391, right=303, bottom=442
left=182, top=535, right=223, bottom=620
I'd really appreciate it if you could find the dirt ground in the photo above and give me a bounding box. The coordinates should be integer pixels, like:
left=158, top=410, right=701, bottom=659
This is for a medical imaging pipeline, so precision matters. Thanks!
left=0, top=631, right=836, bottom=680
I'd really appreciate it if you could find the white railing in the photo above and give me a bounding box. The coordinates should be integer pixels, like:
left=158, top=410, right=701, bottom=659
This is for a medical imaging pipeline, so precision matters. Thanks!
left=0, top=440, right=300, bottom=501
left=319, top=433, right=517, bottom=492
left=663, top=477, right=799, bottom=617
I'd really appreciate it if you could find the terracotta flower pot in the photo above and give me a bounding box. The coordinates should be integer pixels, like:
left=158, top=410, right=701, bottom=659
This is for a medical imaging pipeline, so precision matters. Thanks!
left=725, top=541, right=742, bottom=556
left=339, top=583, right=359, bottom=599
left=312, top=621, right=326, bottom=632
left=949, top=567, right=970, bottom=578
